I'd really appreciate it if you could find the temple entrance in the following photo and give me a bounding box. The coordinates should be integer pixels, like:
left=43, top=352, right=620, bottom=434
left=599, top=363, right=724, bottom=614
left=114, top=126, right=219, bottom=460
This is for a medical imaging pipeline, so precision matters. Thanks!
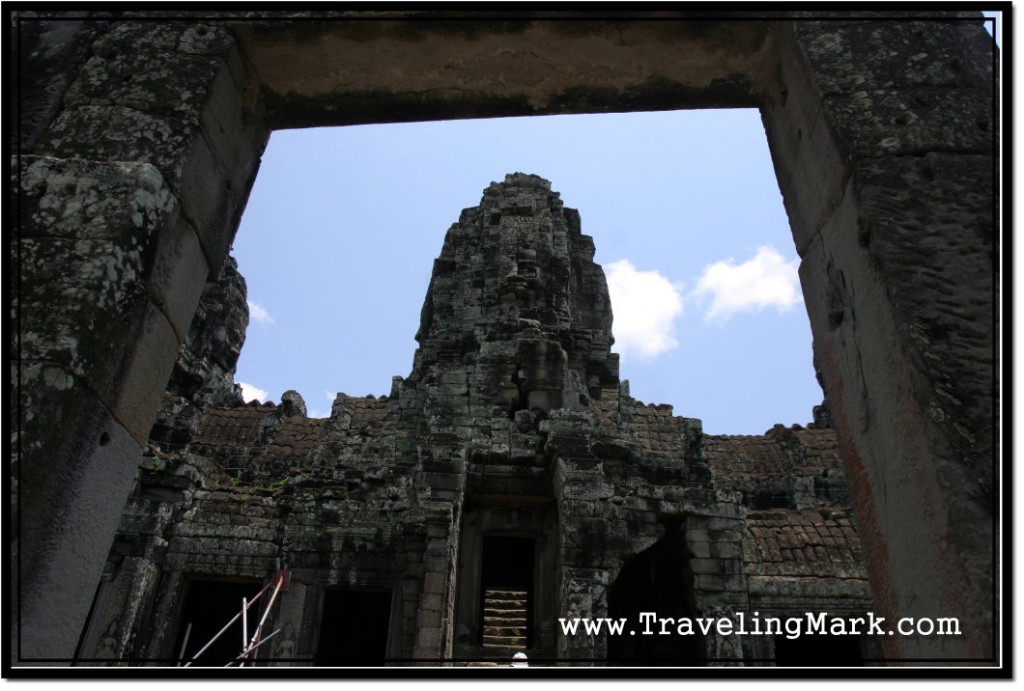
left=173, top=578, right=262, bottom=666
left=607, top=537, right=706, bottom=666
left=453, top=503, right=557, bottom=660
left=480, top=536, right=535, bottom=652
left=314, top=590, right=393, bottom=666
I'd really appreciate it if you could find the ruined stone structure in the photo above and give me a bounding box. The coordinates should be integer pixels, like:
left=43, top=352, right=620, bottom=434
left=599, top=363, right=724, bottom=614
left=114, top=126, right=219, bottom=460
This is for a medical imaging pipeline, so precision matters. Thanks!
left=13, top=12, right=999, bottom=669
left=79, top=174, right=876, bottom=665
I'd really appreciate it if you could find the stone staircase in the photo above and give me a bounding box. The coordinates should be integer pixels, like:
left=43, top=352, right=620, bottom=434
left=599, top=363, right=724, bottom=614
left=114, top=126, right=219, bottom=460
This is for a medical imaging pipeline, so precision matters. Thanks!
left=481, top=588, right=528, bottom=654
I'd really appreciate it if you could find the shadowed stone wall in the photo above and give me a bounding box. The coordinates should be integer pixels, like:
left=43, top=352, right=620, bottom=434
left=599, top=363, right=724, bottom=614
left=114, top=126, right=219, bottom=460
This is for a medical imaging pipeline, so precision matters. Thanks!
left=12, top=12, right=997, bottom=665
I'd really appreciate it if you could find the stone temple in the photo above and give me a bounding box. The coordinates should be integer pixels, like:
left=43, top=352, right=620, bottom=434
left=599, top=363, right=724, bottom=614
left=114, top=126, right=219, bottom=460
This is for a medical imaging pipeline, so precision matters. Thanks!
left=14, top=15, right=998, bottom=669
left=79, top=173, right=880, bottom=666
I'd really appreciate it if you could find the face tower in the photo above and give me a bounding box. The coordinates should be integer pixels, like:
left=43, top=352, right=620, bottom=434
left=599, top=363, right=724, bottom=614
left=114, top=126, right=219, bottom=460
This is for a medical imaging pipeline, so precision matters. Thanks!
left=404, top=172, right=621, bottom=434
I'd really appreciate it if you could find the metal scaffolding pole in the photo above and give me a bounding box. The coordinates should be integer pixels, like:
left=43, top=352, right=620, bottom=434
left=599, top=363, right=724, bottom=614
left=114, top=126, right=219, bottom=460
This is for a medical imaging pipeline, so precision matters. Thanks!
left=181, top=572, right=288, bottom=668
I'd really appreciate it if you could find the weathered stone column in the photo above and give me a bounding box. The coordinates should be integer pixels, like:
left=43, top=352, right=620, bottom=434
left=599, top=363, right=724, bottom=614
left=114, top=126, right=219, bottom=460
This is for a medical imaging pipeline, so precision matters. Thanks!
left=762, top=17, right=996, bottom=661
left=411, top=498, right=462, bottom=662
left=15, top=19, right=269, bottom=661
left=552, top=447, right=616, bottom=663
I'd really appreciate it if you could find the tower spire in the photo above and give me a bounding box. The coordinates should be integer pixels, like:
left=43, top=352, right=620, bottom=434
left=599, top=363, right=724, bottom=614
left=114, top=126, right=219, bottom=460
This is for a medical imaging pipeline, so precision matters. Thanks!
left=409, top=173, right=619, bottom=420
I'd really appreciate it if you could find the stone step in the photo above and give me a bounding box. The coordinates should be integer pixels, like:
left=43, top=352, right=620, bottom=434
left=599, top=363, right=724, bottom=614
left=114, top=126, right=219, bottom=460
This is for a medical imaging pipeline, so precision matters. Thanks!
left=483, top=589, right=528, bottom=598
left=481, top=588, right=528, bottom=650
left=482, top=635, right=527, bottom=647
left=484, top=627, right=526, bottom=637
left=483, top=608, right=527, bottom=618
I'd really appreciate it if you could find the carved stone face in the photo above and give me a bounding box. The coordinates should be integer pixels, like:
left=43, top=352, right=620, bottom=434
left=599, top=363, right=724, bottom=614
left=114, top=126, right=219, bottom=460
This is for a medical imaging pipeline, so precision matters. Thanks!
left=167, top=256, right=250, bottom=402
left=411, top=173, right=619, bottom=417
left=192, top=258, right=249, bottom=373
left=208, top=315, right=245, bottom=373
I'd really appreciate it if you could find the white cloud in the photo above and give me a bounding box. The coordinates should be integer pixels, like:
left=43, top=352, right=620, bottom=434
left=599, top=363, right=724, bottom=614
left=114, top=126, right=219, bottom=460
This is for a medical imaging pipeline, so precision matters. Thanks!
left=248, top=301, right=275, bottom=326
left=605, top=259, right=684, bottom=360
left=693, top=246, right=802, bottom=323
left=238, top=381, right=268, bottom=403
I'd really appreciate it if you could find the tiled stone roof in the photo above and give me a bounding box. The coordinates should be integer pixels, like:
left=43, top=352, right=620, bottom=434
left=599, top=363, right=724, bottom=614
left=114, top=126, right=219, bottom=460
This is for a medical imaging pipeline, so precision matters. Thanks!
left=191, top=405, right=272, bottom=453
left=631, top=403, right=694, bottom=460
left=743, top=509, right=866, bottom=580
left=704, top=427, right=844, bottom=479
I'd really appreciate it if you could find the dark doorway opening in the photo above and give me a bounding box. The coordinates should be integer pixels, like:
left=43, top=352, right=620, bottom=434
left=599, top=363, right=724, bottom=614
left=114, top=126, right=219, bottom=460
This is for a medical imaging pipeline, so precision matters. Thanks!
left=774, top=633, right=864, bottom=666
left=480, top=536, right=534, bottom=651
left=173, top=578, right=262, bottom=666
left=608, top=534, right=706, bottom=666
left=314, top=590, right=392, bottom=666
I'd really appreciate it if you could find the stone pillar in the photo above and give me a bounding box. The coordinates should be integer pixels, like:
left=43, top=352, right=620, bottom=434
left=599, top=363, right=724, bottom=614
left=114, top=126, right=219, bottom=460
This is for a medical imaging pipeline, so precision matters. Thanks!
left=82, top=556, right=163, bottom=664
left=553, top=452, right=615, bottom=662
left=15, top=20, right=269, bottom=661
left=762, top=18, right=996, bottom=661
left=704, top=605, right=745, bottom=666
left=686, top=513, right=749, bottom=615
left=270, top=582, right=308, bottom=666
left=412, top=501, right=461, bottom=662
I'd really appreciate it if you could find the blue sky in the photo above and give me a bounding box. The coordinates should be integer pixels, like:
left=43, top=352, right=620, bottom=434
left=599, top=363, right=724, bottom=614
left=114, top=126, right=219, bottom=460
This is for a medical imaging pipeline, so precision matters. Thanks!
left=231, top=108, right=824, bottom=435
left=231, top=13, right=1002, bottom=435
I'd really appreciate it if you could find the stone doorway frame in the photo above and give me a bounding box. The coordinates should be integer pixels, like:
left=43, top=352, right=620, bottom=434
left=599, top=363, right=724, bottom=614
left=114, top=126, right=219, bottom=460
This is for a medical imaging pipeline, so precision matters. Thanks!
left=13, top=11, right=999, bottom=666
